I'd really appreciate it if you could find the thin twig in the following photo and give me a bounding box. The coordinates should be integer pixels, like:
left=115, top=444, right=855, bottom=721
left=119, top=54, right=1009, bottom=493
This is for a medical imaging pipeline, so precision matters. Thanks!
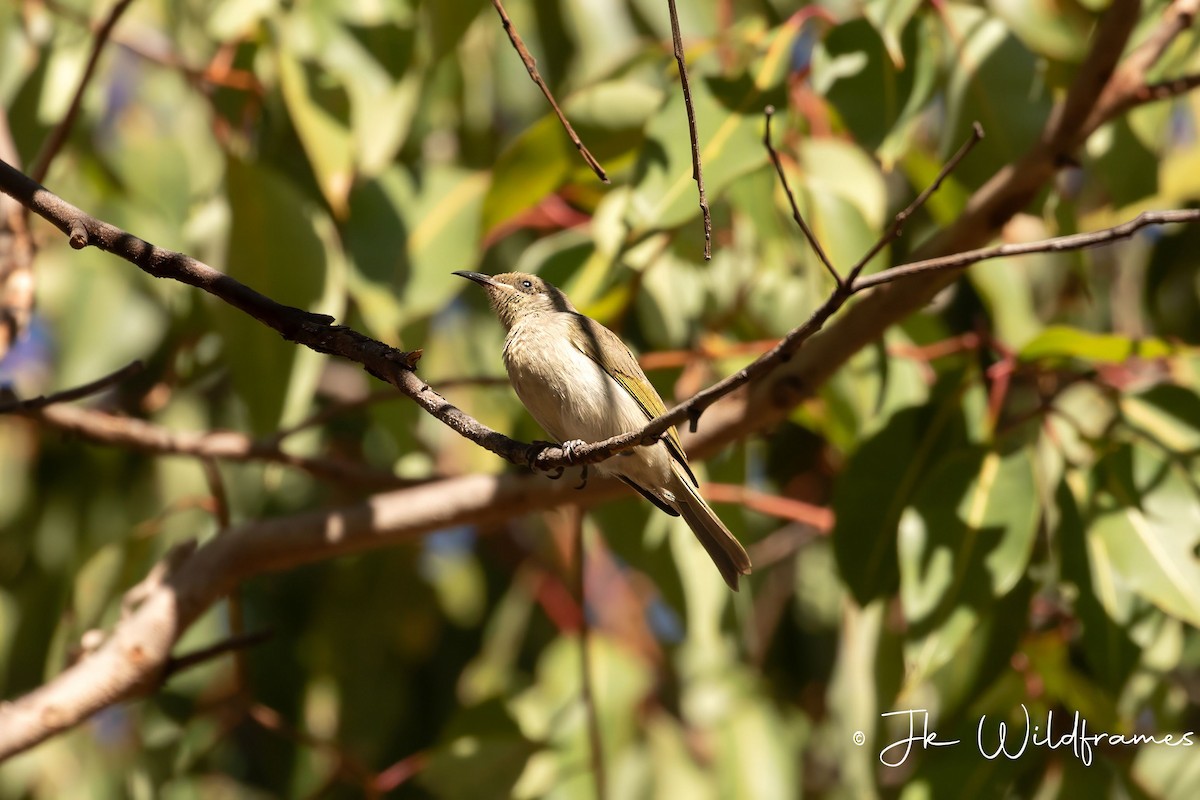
left=200, top=458, right=231, bottom=529
left=374, top=752, right=430, bottom=793
left=0, top=360, right=143, bottom=413
left=491, top=0, right=609, bottom=184
left=26, top=403, right=409, bottom=488
left=850, top=209, right=1200, bottom=292
left=162, top=629, right=272, bottom=680
left=41, top=0, right=262, bottom=94
left=846, top=122, right=985, bottom=283
left=667, top=0, right=712, bottom=260
left=702, top=483, right=833, bottom=530
left=763, top=105, right=840, bottom=285
left=30, top=0, right=137, bottom=183
left=1136, top=72, right=1200, bottom=105
left=574, top=511, right=607, bottom=800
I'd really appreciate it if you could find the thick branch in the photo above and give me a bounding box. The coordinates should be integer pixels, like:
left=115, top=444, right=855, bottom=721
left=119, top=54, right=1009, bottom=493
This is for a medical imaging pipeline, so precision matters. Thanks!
left=0, top=471, right=628, bottom=759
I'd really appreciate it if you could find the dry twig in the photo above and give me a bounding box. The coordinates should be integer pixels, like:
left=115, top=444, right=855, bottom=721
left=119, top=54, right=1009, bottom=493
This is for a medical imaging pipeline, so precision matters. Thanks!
left=491, top=0, right=609, bottom=183
left=667, top=0, right=712, bottom=259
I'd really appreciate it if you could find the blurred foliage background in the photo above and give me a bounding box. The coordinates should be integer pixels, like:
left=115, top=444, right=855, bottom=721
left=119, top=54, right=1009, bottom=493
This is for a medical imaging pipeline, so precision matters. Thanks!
left=2, top=0, right=1200, bottom=797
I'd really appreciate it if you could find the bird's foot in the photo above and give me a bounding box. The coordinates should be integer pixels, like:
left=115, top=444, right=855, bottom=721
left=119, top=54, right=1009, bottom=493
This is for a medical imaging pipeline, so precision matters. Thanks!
left=527, top=440, right=566, bottom=480
left=574, top=464, right=589, bottom=490
left=561, top=439, right=587, bottom=465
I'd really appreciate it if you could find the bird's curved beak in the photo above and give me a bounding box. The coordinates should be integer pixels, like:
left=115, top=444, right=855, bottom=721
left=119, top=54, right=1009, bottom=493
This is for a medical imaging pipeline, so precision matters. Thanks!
left=453, top=270, right=500, bottom=289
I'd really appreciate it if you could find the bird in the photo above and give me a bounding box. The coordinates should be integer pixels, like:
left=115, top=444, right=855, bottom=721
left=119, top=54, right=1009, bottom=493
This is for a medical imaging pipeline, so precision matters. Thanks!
left=454, top=270, right=752, bottom=590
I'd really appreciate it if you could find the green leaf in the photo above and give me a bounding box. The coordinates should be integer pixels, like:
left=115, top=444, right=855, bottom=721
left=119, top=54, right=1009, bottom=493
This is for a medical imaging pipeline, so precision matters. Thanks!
left=798, top=137, right=888, bottom=249
left=832, top=390, right=970, bottom=605
left=346, top=164, right=487, bottom=335
left=863, top=0, right=924, bottom=67
left=276, top=50, right=355, bottom=217
left=969, top=255, right=1043, bottom=350
left=1057, top=478, right=1140, bottom=689
left=1087, top=444, right=1200, bottom=628
left=481, top=115, right=575, bottom=238
left=989, top=0, right=1097, bottom=61
left=403, top=167, right=488, bottom=316
left=215, top=157, right=339, bottom=432
left=1120, top=383, right=1200, bottom=452
left=1019, top=325, right=1176, bottom=364
left=1132, top=729, right=1200, bottom=800
left=712, top=699, right=804, bottom=799
left=419, top=700, right=540, bottom=800
left=1089, top=118, right=1160, bottom=207
left=940, top=4, right=1051, bottom=191
left=814, top=18, right=919, bottom=156
left=898, top=447, right=1039, bottom=627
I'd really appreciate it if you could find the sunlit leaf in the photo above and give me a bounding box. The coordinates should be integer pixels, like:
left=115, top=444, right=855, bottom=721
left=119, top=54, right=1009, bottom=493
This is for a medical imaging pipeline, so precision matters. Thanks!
left=1087, top=444, right=1200, bottom=628
left=898, top=447, right=1038, bottom=626
left=215, top=157, right=339, bottom=431
left=420, top=700, right=540, bottom=800
left=276, top=50, right=355, bottom=217
left=989, top=0, right=1096, bottom=61
left=1019, top=325, right=1176, bottom=364
left=941, top=4, right=1051, bottom=190
left=863, top=0, right=924, bottom=67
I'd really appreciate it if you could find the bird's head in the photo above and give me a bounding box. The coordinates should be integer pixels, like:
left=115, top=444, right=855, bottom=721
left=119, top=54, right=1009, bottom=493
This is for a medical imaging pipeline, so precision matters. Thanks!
left=453, top=271, right=574, bottom=329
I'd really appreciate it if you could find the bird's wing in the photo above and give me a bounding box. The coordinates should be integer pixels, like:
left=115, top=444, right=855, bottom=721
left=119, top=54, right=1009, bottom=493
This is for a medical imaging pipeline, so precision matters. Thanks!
left=567, top=314, right=698, bottom=486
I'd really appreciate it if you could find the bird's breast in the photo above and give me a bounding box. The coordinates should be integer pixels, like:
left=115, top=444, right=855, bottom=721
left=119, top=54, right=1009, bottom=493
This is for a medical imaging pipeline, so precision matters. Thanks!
left=502, top=315, right=647, bottom=446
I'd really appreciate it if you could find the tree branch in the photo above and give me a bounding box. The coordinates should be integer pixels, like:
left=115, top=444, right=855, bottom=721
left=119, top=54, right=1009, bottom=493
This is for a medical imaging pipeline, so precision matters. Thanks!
left=0, top=471, right=628, bottom=760
left=763, top=105, right=840, bottom=285
left=0, top=360, right=143, bottom=413
left=24, top=403, right=410, bottom=488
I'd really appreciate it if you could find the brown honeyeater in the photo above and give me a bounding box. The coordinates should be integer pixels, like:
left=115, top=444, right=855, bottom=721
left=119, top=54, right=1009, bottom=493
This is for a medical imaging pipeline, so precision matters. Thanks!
left=455, top=271, right=752, bottom=590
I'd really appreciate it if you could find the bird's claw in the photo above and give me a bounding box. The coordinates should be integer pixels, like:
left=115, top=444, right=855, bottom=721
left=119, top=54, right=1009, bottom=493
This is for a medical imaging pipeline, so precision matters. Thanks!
left=561, top=439, right=587, bottom=465
left=560, top=439, right=590, bottom=488
left=529, top=439, right=586, bottom=482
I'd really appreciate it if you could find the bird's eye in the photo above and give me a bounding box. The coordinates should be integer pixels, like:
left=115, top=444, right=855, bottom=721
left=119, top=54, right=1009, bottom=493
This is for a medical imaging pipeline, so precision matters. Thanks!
left=521, top=280, right=533, bottom=290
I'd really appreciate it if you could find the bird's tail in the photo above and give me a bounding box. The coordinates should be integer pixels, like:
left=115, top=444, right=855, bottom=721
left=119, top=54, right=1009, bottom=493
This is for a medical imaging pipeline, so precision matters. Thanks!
left=671, top=471, right=752, bottom=591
